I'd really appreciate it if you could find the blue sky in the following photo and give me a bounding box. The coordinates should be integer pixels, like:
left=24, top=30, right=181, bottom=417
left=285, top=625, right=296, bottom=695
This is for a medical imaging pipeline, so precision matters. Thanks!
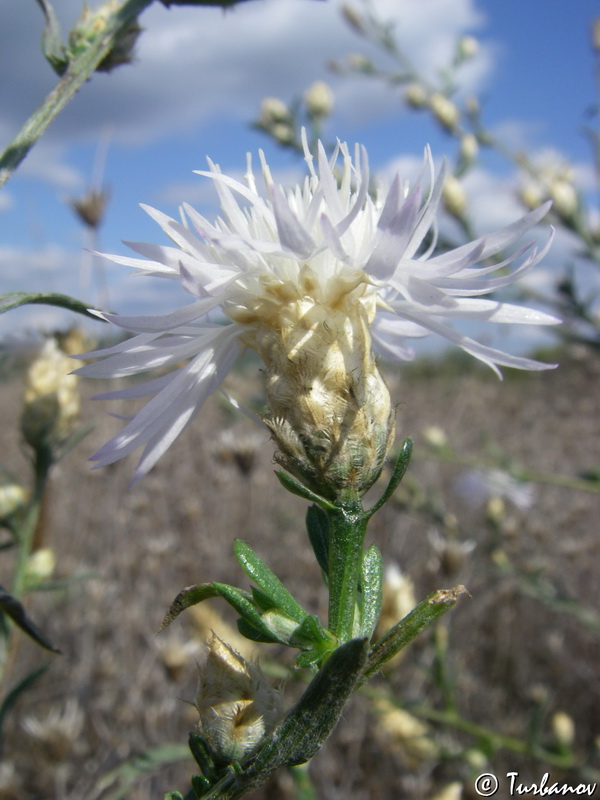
left=0, top=0, right=598, bottom=341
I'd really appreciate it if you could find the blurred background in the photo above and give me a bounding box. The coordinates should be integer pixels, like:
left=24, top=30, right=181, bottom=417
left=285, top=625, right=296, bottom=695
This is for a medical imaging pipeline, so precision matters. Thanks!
left=0, top=1, right=599, bottom=799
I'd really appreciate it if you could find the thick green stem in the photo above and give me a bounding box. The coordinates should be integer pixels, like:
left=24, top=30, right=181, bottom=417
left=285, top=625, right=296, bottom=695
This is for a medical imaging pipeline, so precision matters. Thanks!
left=0, top=0, right=153, bottom=188
left=326, top=501, right=367, bottom=642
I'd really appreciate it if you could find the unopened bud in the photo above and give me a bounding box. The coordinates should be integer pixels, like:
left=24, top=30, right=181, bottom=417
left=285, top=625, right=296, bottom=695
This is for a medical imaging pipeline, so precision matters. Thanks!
left=0, top=483, right=28, bottom=522
left=25, top=548, right=56, bottom=584
left=259, top=97, right=291, bottom=128
left=376, top=563, right=416, bottom=643
left=271, top=123, right=296, bottom=146
left=459, top=133, right=478, bottom=163
left=20, top=339, right=80, bottom=454
left=549, top=179, right=578, bottom=220
left=404, top=82, right=428, bottom=109
left=304, top=81, right=334, bottom=118
left=458, top=35, right=479, bottom=60
left=430, top=93, right=460, bottom=132
left=443, top=175, right=467, bottom=219
left=431, top=783, right=463, bottom=800
left=196, top=635, right=282, bottom=765
left=519, top=181, right=545, bottom=211
left=347, top=53, right=373, bottom=72
left=551, top=711, right=575, bottom=747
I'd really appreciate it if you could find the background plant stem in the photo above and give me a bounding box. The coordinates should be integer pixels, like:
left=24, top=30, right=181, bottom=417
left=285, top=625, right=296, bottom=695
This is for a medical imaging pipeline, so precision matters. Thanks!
left=0, top=0, right=153, bottom=188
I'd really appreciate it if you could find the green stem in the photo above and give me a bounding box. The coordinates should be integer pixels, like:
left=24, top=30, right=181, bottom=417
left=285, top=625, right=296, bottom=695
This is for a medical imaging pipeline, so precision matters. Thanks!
left=326, top=501, right=367, bottom=642
left=0, top=0, right=153, bottom=188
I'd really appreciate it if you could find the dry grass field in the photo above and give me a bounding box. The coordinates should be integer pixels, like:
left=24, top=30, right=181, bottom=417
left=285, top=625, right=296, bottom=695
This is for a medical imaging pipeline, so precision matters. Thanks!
left=0, top=342, right=599, bottom=800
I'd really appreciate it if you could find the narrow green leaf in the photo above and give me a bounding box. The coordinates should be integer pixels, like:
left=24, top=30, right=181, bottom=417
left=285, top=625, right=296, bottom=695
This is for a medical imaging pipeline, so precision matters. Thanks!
left=305, top=504, right=330, bottom=577
left=358, top=544, right=383, bottom=639
left=36, top=0, right=69, bottom=74
left=251, top=637, right=369, bottom=769
left=365, top=437, right=413, bottom=519
left=275, top=471, right=337, bottom=511
left=0, top=291, right=107, bottom=321
left=189, top=732, right=217, bottom=781
left=234, top=540, right=307, bottom=624
left=236, top=617, right=280, bottom=645
left=0, top=586, right=61, bottom=653
left=363, top=585, right=467, bottom=681
left=160, top=582, right=288, bottom=645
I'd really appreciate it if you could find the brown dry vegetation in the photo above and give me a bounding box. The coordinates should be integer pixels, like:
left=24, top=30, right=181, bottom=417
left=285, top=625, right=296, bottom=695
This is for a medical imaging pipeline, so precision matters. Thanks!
left=0, top=343, right=599, bottom=800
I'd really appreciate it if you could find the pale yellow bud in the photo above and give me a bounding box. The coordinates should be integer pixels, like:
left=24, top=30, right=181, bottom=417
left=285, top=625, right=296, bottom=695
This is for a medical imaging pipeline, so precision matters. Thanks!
left=404, top=82, right=428, bottom=109
left=196, top=635, right=282, bottom=765
left=271, top=122, right=296, bottom=146
left=430, top=93, right=460, bottom=131
left=21, top=339, right=80, bottom=453
left=347, top=53, right=373, bottom=72
left=0, top=483, right=28, bottom=521
left=458, top=35, right=479, bottom=59
left=486, top=496, right=506, bottom=524
left=459, top=133, right=479, bottom=163
left=443, top=175, right=467, bottom=219
left=549, top=179, right=578, bottom=219
left=25, top=548, right=56, bottom=583
left=464, top=747, right=488, bottom=769
left=519, top=181, right=546, bottom=211
left=431, top=782, right=463, bottom=800
left=304, top=81, right=335, bottom=118
left=422, top=425, right=448, bottom=449
left=376, top=563, right=416, bottom=640
left=259, top=97, right=291, bottom=127
left=376, top=699, right=439, bottom=763
left=551, top=711, right=576, bottom=747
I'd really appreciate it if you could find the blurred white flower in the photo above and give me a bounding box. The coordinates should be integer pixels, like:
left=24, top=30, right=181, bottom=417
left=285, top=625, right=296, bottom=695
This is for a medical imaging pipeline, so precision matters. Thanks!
left=77, top=134, right=557, bottom=480
left=455, top=467, right=536, bottom=511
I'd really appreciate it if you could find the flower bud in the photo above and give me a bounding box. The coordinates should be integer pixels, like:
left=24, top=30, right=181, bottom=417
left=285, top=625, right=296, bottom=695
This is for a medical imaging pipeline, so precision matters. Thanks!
left=376, top=563, right=416, bottom=645
left=459, top=133, right=479, bottom=163
left=347, top=53, right=373, bottom=72
left=519, top=181, right=545, bottom=211
left=304, top=81, right=335, bottom=118
left=431, top=783, right=463, bottom=800
left=259, top=97, right=291, bottom=128
left=25, top=547, right=56, bottom=586
left=21, top=339, right=80, bottom=455
left=549, top=179, right=578, bottom=220
left=404, top=82, right=428, bottom=109
left=196, top=635, right=282, bottom=766
left=244, top=270, right=395, bottom=502
left=443, top=175, right=467, bottom=219
left=551, top=711, right=575, bottom=748
left=457, top=35, right=479, bottom=60
left=430, top=93, right=460, bottom=132
left=0, top=482, right=28, bottom=523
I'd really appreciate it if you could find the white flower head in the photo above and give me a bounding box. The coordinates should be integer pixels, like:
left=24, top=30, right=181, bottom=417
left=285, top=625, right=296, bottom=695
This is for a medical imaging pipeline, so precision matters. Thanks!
left=76, top=133, right=557, bottom=482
